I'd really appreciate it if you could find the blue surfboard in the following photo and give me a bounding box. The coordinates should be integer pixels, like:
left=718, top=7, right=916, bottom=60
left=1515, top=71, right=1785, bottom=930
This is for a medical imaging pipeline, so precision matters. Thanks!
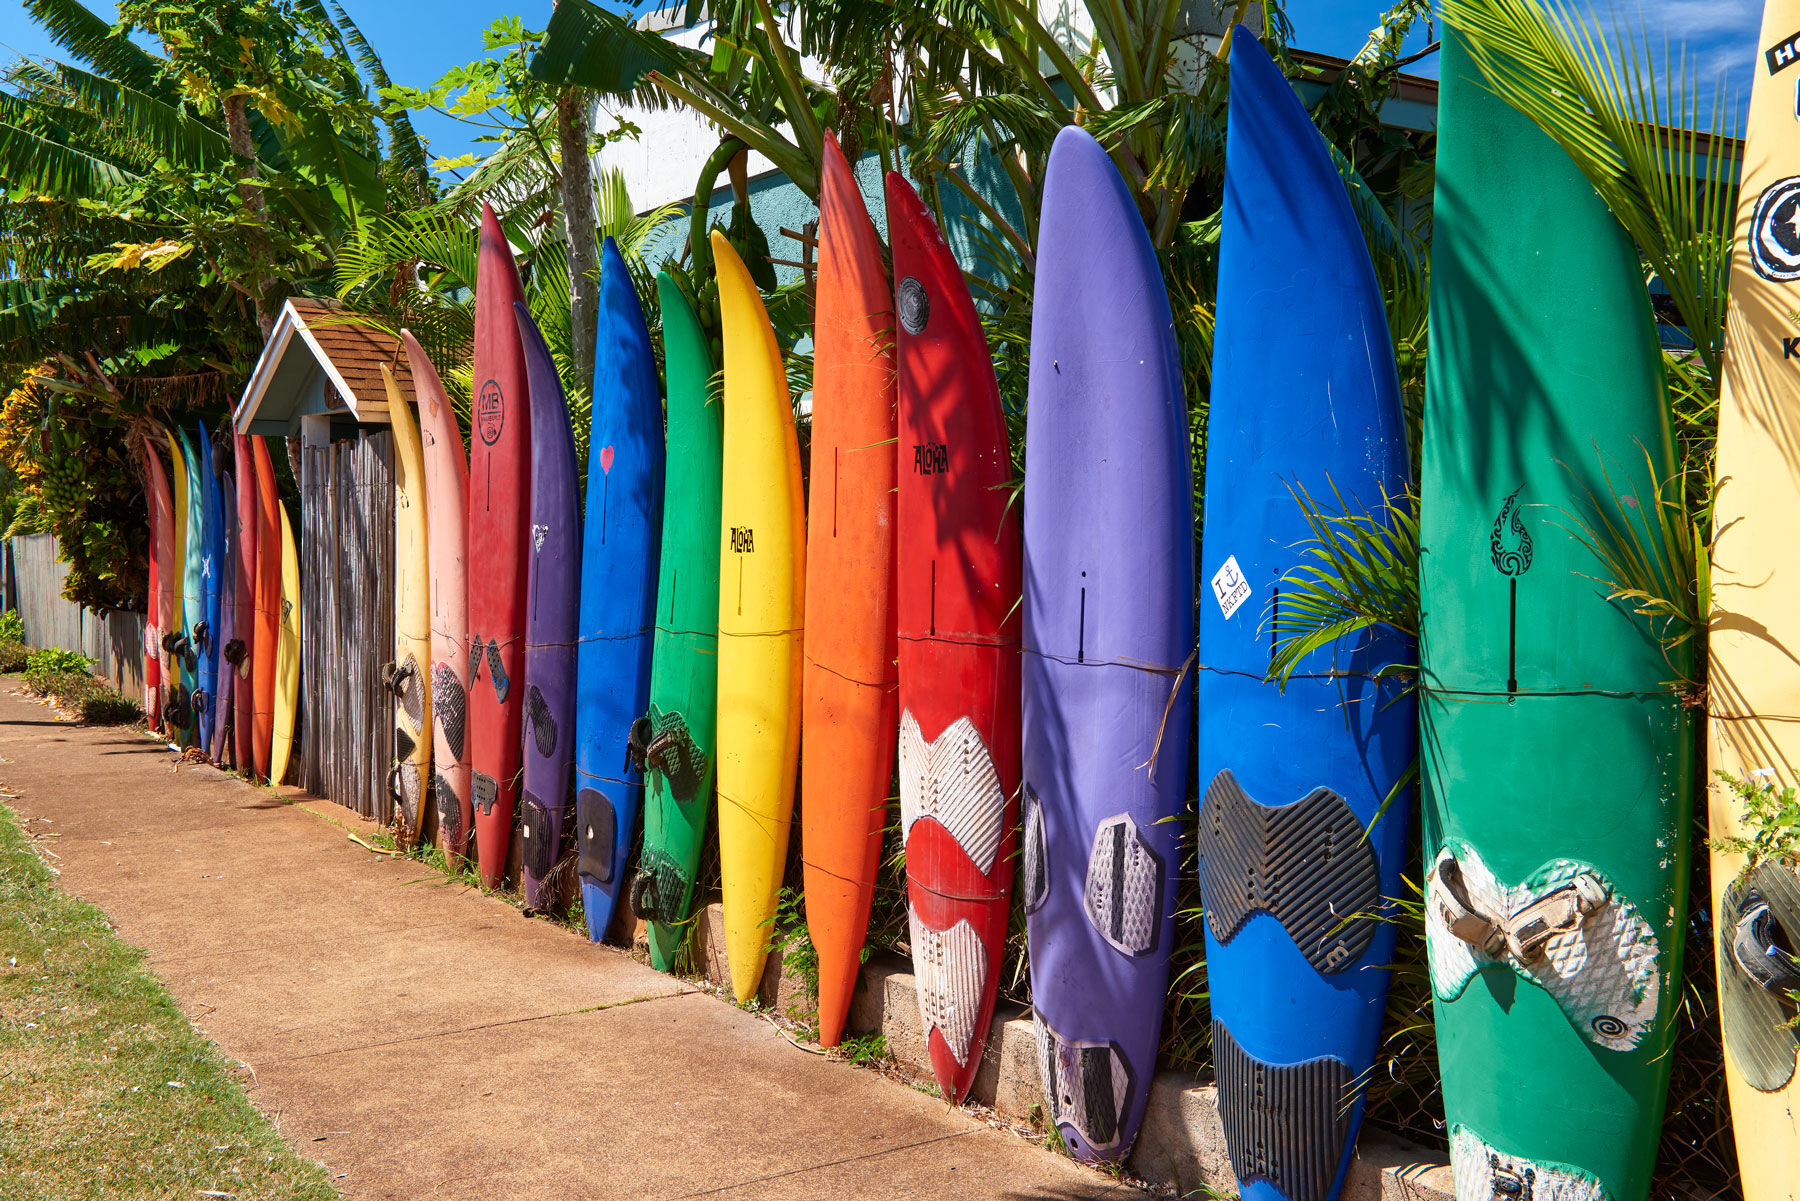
left=574, top=237, right=666, bottom=941
left=196, top=423, right=224, bottom=754
left=1195, top=36, right=1416, bottom=1201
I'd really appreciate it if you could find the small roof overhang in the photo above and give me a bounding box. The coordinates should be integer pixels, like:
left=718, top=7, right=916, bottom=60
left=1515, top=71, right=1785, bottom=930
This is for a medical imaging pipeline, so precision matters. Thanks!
left=233, top=297, right=415, bottom=435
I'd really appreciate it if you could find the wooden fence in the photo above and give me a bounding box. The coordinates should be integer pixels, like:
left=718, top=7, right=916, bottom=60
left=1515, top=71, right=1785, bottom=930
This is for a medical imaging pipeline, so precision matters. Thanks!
left=6, top=533, right=147, bottom=701
left=299, top=430, right=396, bottom=822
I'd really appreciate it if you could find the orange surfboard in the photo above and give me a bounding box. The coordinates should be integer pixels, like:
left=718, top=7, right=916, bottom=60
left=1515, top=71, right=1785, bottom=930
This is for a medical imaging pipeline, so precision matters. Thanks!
left=250, top=437, right=281, bottom=780
left=801, top=133, right=900, bottom=1047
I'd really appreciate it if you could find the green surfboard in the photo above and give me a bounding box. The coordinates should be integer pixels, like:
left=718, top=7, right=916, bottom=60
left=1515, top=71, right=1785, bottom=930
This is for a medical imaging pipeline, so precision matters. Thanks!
left=639, top=274, right=722, bottom=972
left=1419, top=32, right=1693, bottom=1199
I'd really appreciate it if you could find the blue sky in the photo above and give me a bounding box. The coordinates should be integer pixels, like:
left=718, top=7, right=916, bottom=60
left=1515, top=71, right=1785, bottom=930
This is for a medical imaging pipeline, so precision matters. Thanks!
left=0, top=0, right=1769, bottom=163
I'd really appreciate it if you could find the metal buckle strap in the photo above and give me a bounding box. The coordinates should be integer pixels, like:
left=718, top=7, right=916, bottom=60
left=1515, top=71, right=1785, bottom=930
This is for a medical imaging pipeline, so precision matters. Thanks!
left=1429, top=856, right=1506, bottom=958
left=1732, top=894, right=1800, bottom=999
left=1505, top=874, right=1610, bottom=964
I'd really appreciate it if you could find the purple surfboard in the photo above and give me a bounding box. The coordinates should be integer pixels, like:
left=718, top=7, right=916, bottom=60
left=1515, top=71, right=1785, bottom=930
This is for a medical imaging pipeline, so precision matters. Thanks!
left=515, top=302, right=581, bottom=910
left=1021, top=126, right=1196, bottom=1163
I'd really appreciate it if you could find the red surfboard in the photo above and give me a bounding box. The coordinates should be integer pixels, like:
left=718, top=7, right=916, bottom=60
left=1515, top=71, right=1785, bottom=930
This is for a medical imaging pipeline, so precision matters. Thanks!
left=468, top=203, right=532, bottom=889
left=887, top=172, right=1021, bottom=1104
left=231, top=432, right=257, bottom=770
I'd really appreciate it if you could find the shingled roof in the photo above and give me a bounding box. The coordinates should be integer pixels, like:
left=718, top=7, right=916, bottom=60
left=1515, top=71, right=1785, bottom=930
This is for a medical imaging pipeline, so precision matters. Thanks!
left=233, top=296, right=416, bottom=433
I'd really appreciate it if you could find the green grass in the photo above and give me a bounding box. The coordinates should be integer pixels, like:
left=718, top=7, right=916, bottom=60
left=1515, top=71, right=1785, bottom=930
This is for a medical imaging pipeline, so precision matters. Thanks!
left=0, top=800, right=339, bottom=1201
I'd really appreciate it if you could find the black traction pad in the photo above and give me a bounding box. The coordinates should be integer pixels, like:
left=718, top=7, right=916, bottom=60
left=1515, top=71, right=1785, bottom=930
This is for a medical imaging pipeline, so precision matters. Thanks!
left=1083, top=814, right=1164, bottom=957
left=397, top=655, right=423, bottom=726
left=471, top=770, right=499, bottom=816
left=577, top=788, right=618, bottom=886
left=485, top=638, right=509, bottom=703
left=631, top=847, right=693, bottom=923
left=435, top=773, right=464, bottom=847
left=1212, top=1020, right=1353, bottom=1201
left=393, top=726, right=416, bottom=765
left=520, top=791, right=554, bottom=880
left=1719, top=862, right=1800, bottom=1092
left=525, top=684, right=557, bottom=757
left=643, top=705, right=706, bottom=803
left=431, top=663, right=466, bottom=761
left=1021, top=785, right=1048, bottom=915
left=1033, top=1014, right=1133, bottom=1153
left=1196, top=770, right=1378, bottom=974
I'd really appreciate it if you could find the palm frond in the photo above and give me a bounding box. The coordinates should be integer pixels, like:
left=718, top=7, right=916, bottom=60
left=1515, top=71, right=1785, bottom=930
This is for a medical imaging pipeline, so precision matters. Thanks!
left=24, top=0, right=168, bottom=97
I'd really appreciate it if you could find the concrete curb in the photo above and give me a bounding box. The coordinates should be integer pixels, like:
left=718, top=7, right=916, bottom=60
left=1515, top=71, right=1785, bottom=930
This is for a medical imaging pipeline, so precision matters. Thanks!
left=686, top=903, right=1454, bottom=1200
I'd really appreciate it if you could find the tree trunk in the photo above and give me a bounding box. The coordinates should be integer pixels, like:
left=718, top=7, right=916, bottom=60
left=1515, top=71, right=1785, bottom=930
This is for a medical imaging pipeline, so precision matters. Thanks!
left=223, top=92, right=279, bottom=340
left=557, top=88, right=599, bottom=401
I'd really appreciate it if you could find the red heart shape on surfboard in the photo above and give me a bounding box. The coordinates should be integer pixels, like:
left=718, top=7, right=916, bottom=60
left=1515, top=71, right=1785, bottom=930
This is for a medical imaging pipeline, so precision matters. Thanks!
left=599, top=445, right=615, bottom=474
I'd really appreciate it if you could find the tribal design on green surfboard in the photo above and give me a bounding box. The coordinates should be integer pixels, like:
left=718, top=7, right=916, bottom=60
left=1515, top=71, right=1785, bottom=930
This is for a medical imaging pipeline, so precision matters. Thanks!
left=1451, top=1128, right=1606, bottom=1201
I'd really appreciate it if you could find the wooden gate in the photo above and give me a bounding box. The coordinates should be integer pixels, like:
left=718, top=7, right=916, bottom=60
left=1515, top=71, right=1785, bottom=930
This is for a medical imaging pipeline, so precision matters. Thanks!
left=298, top=430, right=396, bottom=821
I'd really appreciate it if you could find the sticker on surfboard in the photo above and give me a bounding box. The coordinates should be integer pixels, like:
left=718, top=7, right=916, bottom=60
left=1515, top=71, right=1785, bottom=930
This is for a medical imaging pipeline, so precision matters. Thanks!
left=1210, top=555, right=1252, bottom=620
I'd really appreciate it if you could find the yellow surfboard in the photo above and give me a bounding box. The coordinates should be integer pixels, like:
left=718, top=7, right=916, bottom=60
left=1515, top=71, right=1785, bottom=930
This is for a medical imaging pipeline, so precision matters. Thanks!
left=270, top=501, right=302, bottom=786
left=165, top=430, right=188, bottom=727
left=711, top=231, right=806, bottom=1003
left=1710, top=2, right=1800, bottom=1190
left=382, top=365, right=433, bottom=846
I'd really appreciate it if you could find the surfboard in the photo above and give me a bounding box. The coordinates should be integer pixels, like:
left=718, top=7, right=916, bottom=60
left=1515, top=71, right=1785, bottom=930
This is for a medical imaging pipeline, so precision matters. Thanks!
left=144, top=437, right=174, bottom=733
left=177, top=428, right=202, bottom=742
left=887, top=170, right=1019, bottom=1105
left=209, top=466, right=236, bottom=765
left=406, top=330, right=472, bottom=866
left=382, top=363, right=432, bottom=847
left=711, top=230, right=806, bottom=1003
left=1195, top=41, right=1413, bottom=1198
left=230, top=434, right=257, bottom=772
left=514, top=303, right=581, bottom=911
left=575, top=237, right=663, bottom=941
left=468, top=202, right=532, bottom=890
left=270, top=499, right=302, bottom=786
left=1419, top=32, right=1694, bottom=1200
left=251, top=437, right=280, bottom=781
left=1020, top=126, right=1196, bottom=1160
left=1708, top=2, right=1800, bottom=1189
left=803, top=132, right=900, bottom=1048
left=165, top=429, right=189, bottom=739
left=196, top=424, right=222, bottom=754
left=638, top=274, right=720, bottom=972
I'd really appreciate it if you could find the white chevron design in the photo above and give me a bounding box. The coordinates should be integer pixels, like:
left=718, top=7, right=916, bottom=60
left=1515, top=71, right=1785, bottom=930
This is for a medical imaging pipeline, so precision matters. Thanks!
left=908, top=917, right=987, bottom=1066
left=898, top=709, right=1005, bottom=873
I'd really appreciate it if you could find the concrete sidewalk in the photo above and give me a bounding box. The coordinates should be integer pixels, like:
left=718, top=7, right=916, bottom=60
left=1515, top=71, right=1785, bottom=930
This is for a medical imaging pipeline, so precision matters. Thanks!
left=0, top=687, right=1134, bottom=1201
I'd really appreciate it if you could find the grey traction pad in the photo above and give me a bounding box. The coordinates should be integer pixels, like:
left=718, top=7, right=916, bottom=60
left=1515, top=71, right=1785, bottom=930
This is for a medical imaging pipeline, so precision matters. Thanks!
left=397, top=655, right=424, bottom=726
left=1033, top=1014, right=1133, bottom=1154
left=577, top=788, right=618, bottom=886
left=1021, top=786, right=1048, bottom=914
left=1196, top=770, right=1378, bottom=973
left=1719, top=862, right=1800, bottom=1092
left=434, top=773, right=464, bottom=847
left=525, top=684, right=556, bottom=757
left=1212, top=1020, right=1352, bottom=1201
left=520, top=792, right=553, bottom=880
left=1083, top=815, right=1164, bottom=957
left=471, top=770, right=499, bottom=816
left=431, top=664, right=466, bottom=760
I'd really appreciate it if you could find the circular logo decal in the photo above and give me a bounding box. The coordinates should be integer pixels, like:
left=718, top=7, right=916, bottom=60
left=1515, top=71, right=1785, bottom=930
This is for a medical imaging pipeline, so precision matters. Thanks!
left=477, top=379, right=505, bottom=445
left=898, top=276, right=930, bottom=335
left=1751, top=176, right=1800, bottom=281
left=1591, top=1014, right=1627, bottom=1040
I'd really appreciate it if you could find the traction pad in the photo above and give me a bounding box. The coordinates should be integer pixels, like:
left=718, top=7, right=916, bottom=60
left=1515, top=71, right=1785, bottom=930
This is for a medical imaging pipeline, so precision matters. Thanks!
left=1021, top=786, right=1048, bottom=914
left=1083, top=815, right=1164, bottom=957
left=1425, top=846, right=1659, bottom=1052
left=1718, top=861, right=1800, bottom=1091
left=630, top=848, right=692, bottom=923
left=471, top=770, right=499, bottom=816
left=1212, top=1020, right=1351, bottom=1201
left=524, top=684, right=557, bottom=757
left=641, top=705, right=708, bottom=803
left=431, top=663, right=466, bottom=761
left=397, top=763, right=422, bottom=830
left=1196, top=770, right=1378, bottom=973
left=485, top=638, right=509, bottom=703
left=1032, top=1014, right=1134, bottom=1155
left=1448, top=1127, right=1606, bottom=1201
left=898, top=710, right=1006, bottom=874
left=520, top=792, right=554, bottom=881
left=435, top=773, right=464, bottom=848
left=577, top=788, right=618, bottom=886
left=395, top=655, right=424, bottom=727
left=908, top=916, right=988, bottom=1067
